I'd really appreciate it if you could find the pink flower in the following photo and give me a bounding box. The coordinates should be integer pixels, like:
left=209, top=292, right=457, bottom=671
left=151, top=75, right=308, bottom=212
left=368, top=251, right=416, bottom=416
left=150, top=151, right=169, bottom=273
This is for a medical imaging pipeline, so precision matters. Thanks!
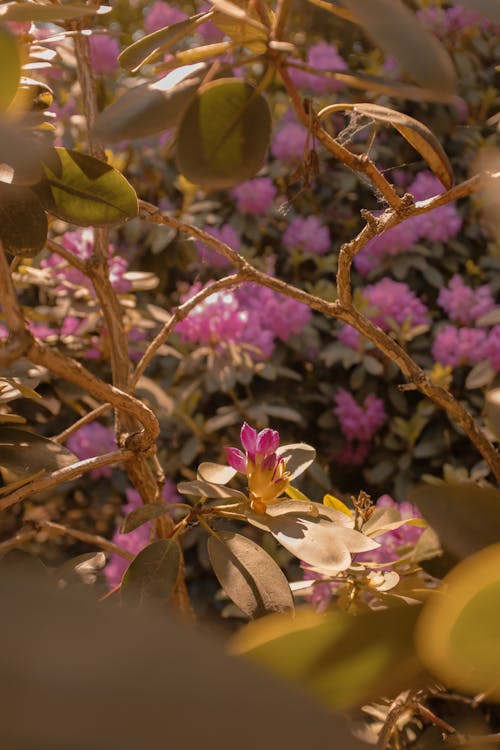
left=437, top=275, right=495, bottom=325
left=89, top=35, right=120, bottom=75
left=357, top=496, right=424, bottom=564
left=485, top=326, right=500, bottom=371
left=272, top=122, right=308, bottom=163
left=288, top=42, right=347, bottom=94
left=66, top=423, right=116, bottom=479
left=232, top=178, right=277, bottom=215
left=195, top=224, right=240, bottom=268
left=144, top=1, right=187, bottom=33
left=225, top=423, right=289, bottom=511
left=432, top=325, right=488, bottom=367
left=365, top=278, right=429, bottom=330
left=334, top=388, right=387, bottom=442
left=283, top=216, right=331, bottom=255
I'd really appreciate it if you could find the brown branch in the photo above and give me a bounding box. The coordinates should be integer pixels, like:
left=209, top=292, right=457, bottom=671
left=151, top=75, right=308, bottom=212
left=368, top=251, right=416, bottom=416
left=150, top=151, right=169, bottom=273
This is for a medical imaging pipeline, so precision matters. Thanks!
left=0, top=242, right=32, bottom=365
left=0, top=449, right=134, bottom=513
left=53, top=403, right=112, bottom=444
left=376, top=690, right=419, bottom=750
left=40, top=520, right=134, bottom=560
left=0, top=529, right=38, bottom=555
left=45, top=237, right=88, bottom=274
left=278, top=64, right=404, bottom=210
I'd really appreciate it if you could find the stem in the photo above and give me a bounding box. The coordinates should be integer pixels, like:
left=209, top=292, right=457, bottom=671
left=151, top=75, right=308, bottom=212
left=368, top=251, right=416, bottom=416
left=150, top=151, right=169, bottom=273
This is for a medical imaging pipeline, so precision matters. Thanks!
left=0, top=529, right=38, bottom=555
left=41, top=520, right=134, bottom=560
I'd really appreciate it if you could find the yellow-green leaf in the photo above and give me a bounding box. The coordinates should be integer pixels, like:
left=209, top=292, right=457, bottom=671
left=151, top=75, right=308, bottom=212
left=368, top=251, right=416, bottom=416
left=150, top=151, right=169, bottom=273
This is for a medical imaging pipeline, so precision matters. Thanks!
left=415, top=542, right=500, bottom=700
left=176, top=78, right=271, bottom=189
left=323, top=494, right=352, bottom=516
left=33, top=147, right=138, bottom=226
left=0, top=26, right=20, bottom=111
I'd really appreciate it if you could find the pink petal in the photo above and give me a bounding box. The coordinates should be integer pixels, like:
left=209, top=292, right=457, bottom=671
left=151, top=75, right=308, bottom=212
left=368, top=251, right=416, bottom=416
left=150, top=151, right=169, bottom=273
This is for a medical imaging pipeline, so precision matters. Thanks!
left=224, top=447, right=247, bottom=473
left=261, top=453, right=278, bottom=472
left=256, top=428, right=280, bottom=456
left=240, top=422, right=257, bottom=454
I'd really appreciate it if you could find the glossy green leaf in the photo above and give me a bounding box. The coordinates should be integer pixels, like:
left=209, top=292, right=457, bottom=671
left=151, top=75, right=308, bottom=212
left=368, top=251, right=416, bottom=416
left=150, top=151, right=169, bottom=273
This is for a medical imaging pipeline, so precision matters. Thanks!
left=0, top=26, right=20, bottom=111
left=121, top=539, right=180, bottom=608
left=0, top=183, right=47, bottom=257
left=416, top=542, right=500, bottom=700
left=121, top=502, right=173, bottom=534
left=233, top=605, right=426, bottom=710
left=410, top=483, right=500, bottom=561
left=33, top=147, right=138, bottom=226
left=94, top=65, right=204, bottom=143
left=0, top=427, right=77, bottom=477
left=118, top=13, right=210, bottom=72
left=208, top=531, right=294, bottom=618
left=453, top=0, right=500, bottom=22
left=0, top=2, right=109, bottom=22
left=342, top=0, right=457, bottom=95
left=176, top=78, right=271, bottom=189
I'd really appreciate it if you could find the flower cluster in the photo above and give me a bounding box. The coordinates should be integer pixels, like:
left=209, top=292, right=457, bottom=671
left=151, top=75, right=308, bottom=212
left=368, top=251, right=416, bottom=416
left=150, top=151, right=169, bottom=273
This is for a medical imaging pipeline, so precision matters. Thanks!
left=354, top=172, right=462, bottom=275
left=283, top=216, right=331, bottom=256
left=339, top=279, right=429, bottom=351
left=333, top=389, right=386, bottom=466
left=225, top=423, right=290, bottom=512
left=176, top=281, right=311, bottom=359
left=41, top=228, right=131, bottom=297
left=232, top=177, right=277, bottom=215
left=105, top=481, right=181, bottom=588
left=89, top=34, right=120, bottom=75
left=66, top=423, right=116, bottom=479
left=271, top=121, right=308, bottom=163
left=417, top=3, right=498, bottom=37
left=437, top=275, right=495, bottom=325
left=195, top=224, right=241, bottom=268
left=144, top=1, right=186, bottom=33
left=288, top=42, right=347, bottom=94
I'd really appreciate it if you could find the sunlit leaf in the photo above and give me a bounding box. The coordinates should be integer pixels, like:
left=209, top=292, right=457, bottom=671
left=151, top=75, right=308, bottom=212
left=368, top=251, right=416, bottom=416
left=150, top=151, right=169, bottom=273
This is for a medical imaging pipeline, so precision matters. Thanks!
left=176, top=78, right=271, bottom=189
left=0, top=183, right=47, bottom=256
left=410, top=483, right=500, bottom=561
left=197, top=462, right=237, bottom=484
left=121, top=502, right=173, bottom=534
left=416, top=542, right=500, bottom=700
left=211, top=10, right=269, bottom=53
left=0, top=26, right=20, bottom=112
left=57, top=551, right=107, bottom=586
left=121, top=539, right=180, bottom=607
left=304, top=0, right=358, bottom=23
left=0, top=2, right=109, bottom=22
left=119, top=13, right=211, bottom=72
left=232, top=605, right=426, bottom=710
left=320, top=103, right=453, bottom=189
left=341, top=0, right=457, bottom=95
left=247, top=502, right=379, bottom=575
left=276, top=442, right=316, bottom=480
left=177, top=479, right=246, bottom=500
left=207, top=531, right=294, bottom=618
left=94, top=65, right=204, bottom=143
left=323, top=494, right=352, bottom=516
left=0, top=427, right=77, bottom=477
left=362, top=506, right=426, bottom=538
left=33, top=147, right=138, bottom=226
left=453, top=0, right=500, bottom=23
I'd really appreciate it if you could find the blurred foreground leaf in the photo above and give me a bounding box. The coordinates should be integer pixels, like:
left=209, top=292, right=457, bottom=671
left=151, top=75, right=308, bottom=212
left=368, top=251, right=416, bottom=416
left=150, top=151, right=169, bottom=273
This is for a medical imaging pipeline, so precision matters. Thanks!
left=416, top=542, right=500, bottom=700
left=0, top=182, right=47, bottom=256
left=232, top=605, right=426, bottom=710
left=0, top=427, right=77, bottom=477
left=0, top=26, right=20, bottom=111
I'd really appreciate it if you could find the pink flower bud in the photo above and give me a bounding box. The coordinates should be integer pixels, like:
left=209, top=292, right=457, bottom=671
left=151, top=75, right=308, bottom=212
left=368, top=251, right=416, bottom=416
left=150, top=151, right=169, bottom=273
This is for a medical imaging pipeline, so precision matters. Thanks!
left=224, top=447, right=247, bottom=473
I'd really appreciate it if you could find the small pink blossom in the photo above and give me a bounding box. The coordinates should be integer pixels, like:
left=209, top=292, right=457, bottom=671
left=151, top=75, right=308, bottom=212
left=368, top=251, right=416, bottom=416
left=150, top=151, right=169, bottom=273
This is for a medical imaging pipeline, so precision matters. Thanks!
left=283, top=216, right=330, bottom=255
left=288, top=42, right=347, bottom=94
left=437, top=275, right=495, bottom=325
left=272, top=122, right=308, bottom=163
left=232, top=178, right=277, bottom=215
left=334, top=388, right=387, bottom=442
left=66, top=423, right=116, bottom=479
left=89, top=35, right=120, bottom=75
left=144, top=1, right=187, bottom=33
left=432, top=325, right=488, bottom=367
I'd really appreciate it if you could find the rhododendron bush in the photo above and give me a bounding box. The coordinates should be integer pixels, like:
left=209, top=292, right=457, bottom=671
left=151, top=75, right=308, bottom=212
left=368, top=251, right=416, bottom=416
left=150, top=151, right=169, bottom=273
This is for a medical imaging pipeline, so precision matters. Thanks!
left=1, top=0, right=500, bottom=747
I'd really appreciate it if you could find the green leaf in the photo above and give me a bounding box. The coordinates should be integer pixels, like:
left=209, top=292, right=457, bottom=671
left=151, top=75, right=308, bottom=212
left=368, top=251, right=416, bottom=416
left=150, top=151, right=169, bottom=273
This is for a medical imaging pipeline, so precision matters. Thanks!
left=0, top=2, right=110, bottom=22
left=410, top=483, right=500, bottom=561
left=341, top=0, right=457, bottom=95
left=94, top=65, right=204, bottom=143
left=0, top=26, right=20, bottom=111
left=176, top=78, right=271, bottom=189
left=416, top=542, right=500, bottom=700
left=453, top=0, right=500, bottom=23
left=211, top=10, right=269, bottom=53
left=0, top=183, right=47, bottom=256
left=121, top=539, right=180, bottom=608
left=233, top=605, right=426, bottom=710
left=118, top=13, right=211, bottom=72
left=0, top=427, right=77, bottom=477
left=33, top=147, right=138, bottom=226
left=321, top=103, right=453, bottom=189
left=207, top=531, right=294, bottom=618
left=121, top=502, right=173, bottom=534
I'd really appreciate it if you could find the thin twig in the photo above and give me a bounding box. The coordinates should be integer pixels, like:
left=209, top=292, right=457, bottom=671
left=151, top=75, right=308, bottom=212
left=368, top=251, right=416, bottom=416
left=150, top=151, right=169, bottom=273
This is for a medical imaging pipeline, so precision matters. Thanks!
left=53, top=403, right=112, bottom=444
left=0, top=529, right=38, bottom=555
left=40, top=520, right=134, bottom=560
